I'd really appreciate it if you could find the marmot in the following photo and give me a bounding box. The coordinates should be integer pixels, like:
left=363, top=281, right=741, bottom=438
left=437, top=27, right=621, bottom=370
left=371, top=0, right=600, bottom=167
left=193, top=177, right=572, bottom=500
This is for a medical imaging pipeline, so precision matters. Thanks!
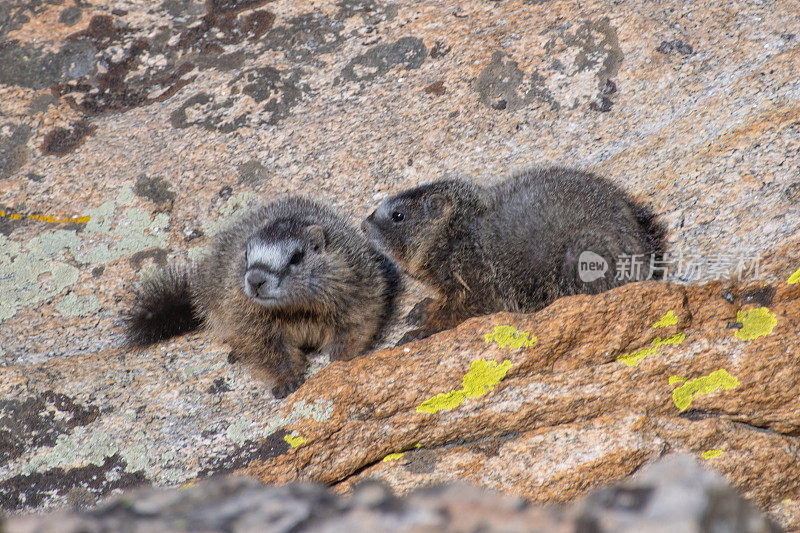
left=125, top=197, right=399, bottom=398
left=362, top=167, right=665, bottom=339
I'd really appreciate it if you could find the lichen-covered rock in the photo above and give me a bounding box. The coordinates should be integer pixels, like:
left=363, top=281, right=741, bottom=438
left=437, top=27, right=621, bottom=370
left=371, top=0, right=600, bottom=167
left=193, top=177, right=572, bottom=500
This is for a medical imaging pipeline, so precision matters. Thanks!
left=1, top=0, right=799, bottom=529
left=243, top=280, right=800, bottom=529
left=2, top=454, right=780, bottom=533
left=1, top=280, right=799, bottom=529
left=1, top=0, right=798, bottom=361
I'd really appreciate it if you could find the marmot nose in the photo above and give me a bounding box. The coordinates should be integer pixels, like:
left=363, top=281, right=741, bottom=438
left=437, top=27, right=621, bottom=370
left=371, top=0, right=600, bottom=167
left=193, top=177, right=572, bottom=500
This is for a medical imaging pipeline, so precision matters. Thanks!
left=245, top=270, right=269, bottom=295
left=361, top=213, right=374, bottom=232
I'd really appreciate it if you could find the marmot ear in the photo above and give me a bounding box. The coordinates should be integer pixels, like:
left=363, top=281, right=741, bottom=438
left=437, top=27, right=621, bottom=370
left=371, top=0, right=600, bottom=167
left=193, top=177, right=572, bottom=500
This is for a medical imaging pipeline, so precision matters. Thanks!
left=307, top=225, right=326, bottom=251
left=425, top=193, right=452, bottom=219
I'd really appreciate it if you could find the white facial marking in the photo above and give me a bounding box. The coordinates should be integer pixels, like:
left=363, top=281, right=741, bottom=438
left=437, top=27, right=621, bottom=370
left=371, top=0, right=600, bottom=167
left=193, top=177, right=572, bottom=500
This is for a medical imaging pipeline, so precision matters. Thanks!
left=247, top=243, right=286, bottom=271
left=377, top=201, right=391, bottom=220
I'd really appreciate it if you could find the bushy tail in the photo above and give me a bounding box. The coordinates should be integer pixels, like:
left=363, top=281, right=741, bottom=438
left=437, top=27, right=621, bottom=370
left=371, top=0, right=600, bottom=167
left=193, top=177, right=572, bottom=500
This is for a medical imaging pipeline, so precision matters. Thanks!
left=633, top=203, right=668, bottom=280
left=123, top=265, right=202, bottom=346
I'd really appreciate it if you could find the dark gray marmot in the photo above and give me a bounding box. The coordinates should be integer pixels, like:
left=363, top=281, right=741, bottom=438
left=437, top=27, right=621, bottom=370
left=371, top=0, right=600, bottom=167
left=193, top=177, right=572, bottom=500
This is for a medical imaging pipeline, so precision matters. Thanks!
left=362, top=167, right=664, bottom=339
left=124, top=197, right=399, bottom=398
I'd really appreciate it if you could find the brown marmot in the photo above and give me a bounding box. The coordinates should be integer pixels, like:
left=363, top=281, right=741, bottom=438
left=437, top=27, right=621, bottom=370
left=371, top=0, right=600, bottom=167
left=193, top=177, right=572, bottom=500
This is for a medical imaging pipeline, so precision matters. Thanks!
left=124, top=197, right=399, bottom=398
left=362, top=167, right=665, bottom=339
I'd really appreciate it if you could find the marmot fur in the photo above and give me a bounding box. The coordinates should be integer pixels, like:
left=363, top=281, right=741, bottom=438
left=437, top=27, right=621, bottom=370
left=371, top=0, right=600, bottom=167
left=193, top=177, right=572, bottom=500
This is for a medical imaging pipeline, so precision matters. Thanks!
left=125, top=197, right=398, bottom=397
left=362, top=167, right=664, bottom=339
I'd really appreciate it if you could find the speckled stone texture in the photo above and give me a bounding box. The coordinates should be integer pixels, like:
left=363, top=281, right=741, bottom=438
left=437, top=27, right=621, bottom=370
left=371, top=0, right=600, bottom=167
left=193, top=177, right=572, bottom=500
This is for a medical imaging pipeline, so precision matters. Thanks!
left=1, top=0, right=799, bottom=529
left=2, top=280, right=799, bottom=527
left=2, top=455, right=781, bottom=533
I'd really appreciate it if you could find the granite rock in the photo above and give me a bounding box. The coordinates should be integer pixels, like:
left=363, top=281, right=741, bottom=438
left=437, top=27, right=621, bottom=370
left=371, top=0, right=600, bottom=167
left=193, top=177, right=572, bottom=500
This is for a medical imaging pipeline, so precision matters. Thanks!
left=1, top=280, right=799, bottom=529
left=1, top=0, right=799, bottom=530
left=0, top=0, right=798, bottom=361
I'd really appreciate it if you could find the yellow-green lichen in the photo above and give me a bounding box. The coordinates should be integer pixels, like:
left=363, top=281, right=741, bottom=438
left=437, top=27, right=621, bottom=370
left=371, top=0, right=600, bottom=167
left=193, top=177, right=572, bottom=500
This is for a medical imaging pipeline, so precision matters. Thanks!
left=383, top=443, right=421, bottom=461
left=383, top=452, right=405, bottom=462
left=653, top=311, right=678, bottom=328
left=701, top=449, right=724, bottom=459
left=284, top=435, right=307, bottom=448
left=788, top=267, right=800, bottom=285
left=462, top=359, right=514, bottom=398
left=485, top=325, right=537, bottom=349
left=672, top=369, right=740, bottom=411
left=417, top=390, right=467, bottom=414
left=735, top=307, right=777, bottom=341
left=617, top=333, right=686, bottom=367
left=417, top=359, right=513, bottom=414
left=656, top=332, right=686, bottom=346
left=668, top=375, right=687, bottom=385
left=617, top=347, right=658, bottom=367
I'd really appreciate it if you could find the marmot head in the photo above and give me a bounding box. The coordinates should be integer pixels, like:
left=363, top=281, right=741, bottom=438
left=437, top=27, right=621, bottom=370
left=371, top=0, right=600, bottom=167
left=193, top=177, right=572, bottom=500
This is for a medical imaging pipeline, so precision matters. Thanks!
left=362, top=181, right=467, bottom=275
left=242, top=217, right=332, bottom=312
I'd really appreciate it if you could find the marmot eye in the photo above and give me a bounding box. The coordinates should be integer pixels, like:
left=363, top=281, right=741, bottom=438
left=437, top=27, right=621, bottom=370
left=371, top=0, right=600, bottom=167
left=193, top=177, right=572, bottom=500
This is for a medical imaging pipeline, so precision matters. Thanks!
left=391, top=211, right=405, bottom=222
left=289, top=250, right=304, bottom=266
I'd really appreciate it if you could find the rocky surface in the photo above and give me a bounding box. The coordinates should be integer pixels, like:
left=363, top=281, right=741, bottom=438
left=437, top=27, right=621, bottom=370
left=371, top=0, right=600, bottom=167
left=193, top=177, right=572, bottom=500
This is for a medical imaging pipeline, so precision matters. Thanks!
left=3, top=454, right=781, bottom=532
left=1, top=0, right=799, bottom=529
left=2, top=279, right=799, bottom=528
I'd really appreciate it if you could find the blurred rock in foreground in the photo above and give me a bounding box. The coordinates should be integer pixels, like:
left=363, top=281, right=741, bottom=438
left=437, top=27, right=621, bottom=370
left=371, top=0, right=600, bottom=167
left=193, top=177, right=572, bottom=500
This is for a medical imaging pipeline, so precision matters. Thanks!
left=4, top=454, right=779, bottom=533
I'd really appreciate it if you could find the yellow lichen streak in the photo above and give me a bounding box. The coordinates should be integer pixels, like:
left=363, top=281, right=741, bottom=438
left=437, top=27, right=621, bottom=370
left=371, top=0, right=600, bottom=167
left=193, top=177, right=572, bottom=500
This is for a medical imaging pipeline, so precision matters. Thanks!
left=284, top=434, right=307, bottom=448
left=656, top=332, right=685, bottom=346
left=668, top=375, right=687, bottom=385
left=734, top=307, right=777, bottom=341
left=617, top=346, right=658, bottom=367
left=653, top=310, right=678, bottom=328
left=701, top=449, right=724, bottom=459
left=383, top=452, right=405, bottom=462
left=617, top=333, right=686, bottom=367
left=417, top=390, right=466, bottom=414
left=417, top=359, right=513, bottom=414
left=672, top=369, right=739, bottom=411
left=485, top=325, right=537, bottom=349
left=9, top=211, right=90, bottom=225
left=788, top=267, right=800, bottom=285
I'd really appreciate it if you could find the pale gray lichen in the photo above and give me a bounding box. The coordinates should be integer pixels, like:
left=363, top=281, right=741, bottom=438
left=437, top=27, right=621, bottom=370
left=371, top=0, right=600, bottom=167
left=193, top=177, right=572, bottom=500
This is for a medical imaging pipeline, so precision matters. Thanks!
left=262, top=398, right=335, bottom=437
left=0, top=232, right=81, bottom=321
left=0, top=185, right=170, bottom=321
left=184, top=191, right=260, bottom=265
left=203, top=191, right=258, bottom=237
left=22, top=427, right=119, bottom=474
left=55, top=293, right=100, bottom=316
left=181, top=359, right=226, bottom=380
left=120, top=444, right=150, bottom=472
left=78, top=185, right=170, bottom=264
left=226, top=416, right=254, bottom=445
